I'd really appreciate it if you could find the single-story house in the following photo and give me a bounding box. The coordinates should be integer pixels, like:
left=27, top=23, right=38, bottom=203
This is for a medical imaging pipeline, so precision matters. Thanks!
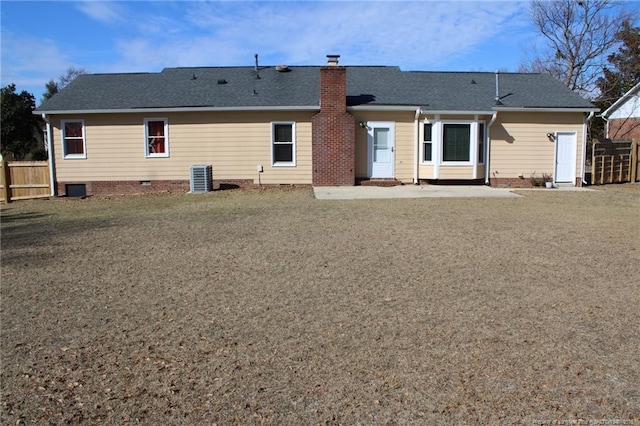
left=35, top=55, right=598, bottom=196
left=601, top=83, right=640, bottom=140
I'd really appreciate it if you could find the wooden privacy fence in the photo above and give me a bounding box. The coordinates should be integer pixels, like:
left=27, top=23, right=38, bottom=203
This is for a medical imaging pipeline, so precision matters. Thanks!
left=0, top=161, right=51, bottom=203
left=591, top=139, right=639, bottom=185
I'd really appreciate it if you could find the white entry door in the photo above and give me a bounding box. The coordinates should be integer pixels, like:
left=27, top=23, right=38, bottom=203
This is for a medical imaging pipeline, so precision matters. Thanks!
left=555, top=131, right=577, bottom=183
left=368, top=122, right=395, bottom=178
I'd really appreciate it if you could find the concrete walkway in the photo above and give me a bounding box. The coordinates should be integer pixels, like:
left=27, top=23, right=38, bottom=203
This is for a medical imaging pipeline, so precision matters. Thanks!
left=313, top=184, right=596, bottom=200
left=313, top=185, right=520, bottom=200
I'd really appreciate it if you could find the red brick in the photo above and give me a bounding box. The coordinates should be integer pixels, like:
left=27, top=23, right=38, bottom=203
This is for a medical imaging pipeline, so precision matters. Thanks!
left=608, top=117, right=640, bottom=140
left=312, top=66, right=356, bottom=186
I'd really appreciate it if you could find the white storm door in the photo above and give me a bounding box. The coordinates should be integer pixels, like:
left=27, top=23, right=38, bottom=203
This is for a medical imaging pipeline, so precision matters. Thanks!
left=368, top=122, right=395, bottom=178
left=555, top=131, right=577, bottom=183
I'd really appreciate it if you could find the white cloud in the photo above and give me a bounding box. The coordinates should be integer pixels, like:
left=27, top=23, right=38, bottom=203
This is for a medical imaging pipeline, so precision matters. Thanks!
left=75, top=1, right=127, bottom=26
left=169, top=1, right=528, bottom=69
left=0, top=30, right=73, bottom=95
left=1, top=0, right=530, bottom=98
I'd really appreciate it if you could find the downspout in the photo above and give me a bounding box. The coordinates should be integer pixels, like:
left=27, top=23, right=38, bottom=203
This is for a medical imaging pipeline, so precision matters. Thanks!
left=413, top=107, right=422, bottom=184
left=42, top=114, right=56, bottom=196
left=582, top=111, right=595, bottom=186
left=602, top=115, right=610, bottom=139
left=485, top=111, right=498, bottom=185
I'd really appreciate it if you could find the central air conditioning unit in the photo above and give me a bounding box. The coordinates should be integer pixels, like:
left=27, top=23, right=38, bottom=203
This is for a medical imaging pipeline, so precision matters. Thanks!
left=189, top=165, right=213, bottom=193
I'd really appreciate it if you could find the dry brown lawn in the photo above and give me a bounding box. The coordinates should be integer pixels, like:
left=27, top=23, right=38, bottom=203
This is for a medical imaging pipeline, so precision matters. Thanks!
left=1, top=184, right=639, bottom=425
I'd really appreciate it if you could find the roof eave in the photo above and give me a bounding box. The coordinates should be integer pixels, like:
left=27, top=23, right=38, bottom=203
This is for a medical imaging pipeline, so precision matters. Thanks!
left=348, top=105, right=421, bottom=111
left=419, top=110, right=496, bottom=115
left=34, top=105, right=321, bottom=115
left=601, top=83, right=640, bottom=118
left=492, top=106, right=599, bottom=113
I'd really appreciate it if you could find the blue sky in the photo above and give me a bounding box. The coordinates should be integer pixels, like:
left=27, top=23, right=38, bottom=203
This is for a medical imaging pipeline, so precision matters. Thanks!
left=0, top=0, right=630, bottom=102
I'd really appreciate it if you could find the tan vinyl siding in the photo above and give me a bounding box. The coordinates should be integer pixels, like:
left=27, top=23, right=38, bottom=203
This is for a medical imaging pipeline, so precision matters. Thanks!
left=418, top=164, right=435, bottom=179
left=490, top=112, right=584, bottom=180
left=351, top=111, right=416, bottom=182
left=51, top=111, right=314, bottom=184
left=438, top=166, right=475, bottom=179
left=394, top=119, right=414, bottom=182
left=354, top=119, right=368, bottom=178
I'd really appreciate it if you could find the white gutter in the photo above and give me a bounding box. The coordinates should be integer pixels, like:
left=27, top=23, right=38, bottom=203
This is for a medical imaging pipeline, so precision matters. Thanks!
left=36, top=104, right=427, bottom=115
left=42, top=114, right=56, bottom=197
left=493, top=107, right=599, bottom=113
left=413, top=107, right=422, bottom=184
left=602, top=116, right=610, bottom=139
left=485, top=111, right=498, bottom=185
left=582, top=111, right=595, bottom=185
left=34, top=105, right=321, bottom=115
left=420, top=110, right=494, bottom=116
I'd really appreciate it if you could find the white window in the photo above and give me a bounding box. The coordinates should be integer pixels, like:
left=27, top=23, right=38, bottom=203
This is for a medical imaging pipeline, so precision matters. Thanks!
left=442, top=122, right=472, bottom=164
left=478, top=122, right=486, bottom=164
left=422, top=122, right=433, bottom=163
left=271, top=122, right=295, bottom=166
left=436, top=120, right=486, bottom=166
left=61, top=120, right=86, bottom=159
left=144, top=118, right=169, bottom=158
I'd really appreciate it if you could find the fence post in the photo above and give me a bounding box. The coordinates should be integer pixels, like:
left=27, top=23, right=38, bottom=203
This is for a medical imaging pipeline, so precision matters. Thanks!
left=1, top=161, right=10, bottom=203
left=591, top=140, right=597, bottom=185
left=632, top=139, right=638, bottom=183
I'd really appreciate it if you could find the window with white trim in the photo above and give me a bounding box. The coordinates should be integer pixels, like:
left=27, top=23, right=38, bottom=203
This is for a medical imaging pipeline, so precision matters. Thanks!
left=423, top=122, right=433, bottom=162
left=478, top=122, right=486, bottom=164
left=272, top=122, right=295, bottom=166
left=442, top=122, right=471, bottom=164
left=61, top=120, right=86, bottom=159
left=144, top=118, right=169, bottom=157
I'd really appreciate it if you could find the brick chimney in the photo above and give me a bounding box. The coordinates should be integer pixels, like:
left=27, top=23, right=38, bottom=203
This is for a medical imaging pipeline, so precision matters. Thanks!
left=312, top=55, right=356, bottom=186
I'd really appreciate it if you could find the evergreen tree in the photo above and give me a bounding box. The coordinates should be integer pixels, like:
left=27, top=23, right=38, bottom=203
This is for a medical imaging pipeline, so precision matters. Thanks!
left=1, top=84, right=43, bottom=160
left=596, top=21, right=640, bottom=106
left=592, top=21, right=640, bottom=140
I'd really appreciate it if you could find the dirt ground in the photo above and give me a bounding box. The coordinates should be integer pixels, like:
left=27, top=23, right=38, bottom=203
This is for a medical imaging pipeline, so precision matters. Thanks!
left=1, top=184, right=639, bottom=425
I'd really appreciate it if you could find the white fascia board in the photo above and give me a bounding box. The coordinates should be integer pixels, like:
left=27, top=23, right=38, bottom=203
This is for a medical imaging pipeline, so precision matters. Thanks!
left=601, top=83, right=640, bottom=118
left=492, top=107, right=599, bottom=113
left=420, top=110, right=495, bottom=116
left=33, top=105, right=321, bottom=115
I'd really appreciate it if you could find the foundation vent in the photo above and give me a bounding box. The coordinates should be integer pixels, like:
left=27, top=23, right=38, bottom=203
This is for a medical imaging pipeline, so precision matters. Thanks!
left=189, top=165, right=213, bottom=193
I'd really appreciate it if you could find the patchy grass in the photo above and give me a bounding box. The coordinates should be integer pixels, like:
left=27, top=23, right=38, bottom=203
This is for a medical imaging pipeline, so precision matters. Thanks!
left=2, top=185, right=639, bottom=424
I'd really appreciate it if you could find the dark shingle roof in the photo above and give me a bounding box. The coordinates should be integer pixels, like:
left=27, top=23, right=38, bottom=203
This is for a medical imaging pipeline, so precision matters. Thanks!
left=36, top=65, right=595, bottom=113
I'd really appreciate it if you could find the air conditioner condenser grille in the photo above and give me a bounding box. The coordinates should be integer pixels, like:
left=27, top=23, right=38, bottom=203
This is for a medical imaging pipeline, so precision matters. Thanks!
left=189, top=165, right=213, bottom=193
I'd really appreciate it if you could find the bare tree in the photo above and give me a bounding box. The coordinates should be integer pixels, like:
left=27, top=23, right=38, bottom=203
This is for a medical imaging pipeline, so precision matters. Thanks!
left=58, top=67, right=88, bottom=89
left=41, top=67, right=88, bottom=104
left=523, top=0, right=635, bottom=96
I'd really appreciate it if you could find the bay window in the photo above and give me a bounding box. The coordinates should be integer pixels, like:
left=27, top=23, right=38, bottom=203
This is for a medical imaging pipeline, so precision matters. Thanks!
left=478, top=122, right=485, bottom=164
left=442, top=123, right=471, bottom=162
left=423, top=123, right=433, bottom=162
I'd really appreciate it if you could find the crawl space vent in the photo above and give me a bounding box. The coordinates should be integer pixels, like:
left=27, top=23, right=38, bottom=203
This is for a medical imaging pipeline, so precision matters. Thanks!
left=189, top=165, right=213, bottom=193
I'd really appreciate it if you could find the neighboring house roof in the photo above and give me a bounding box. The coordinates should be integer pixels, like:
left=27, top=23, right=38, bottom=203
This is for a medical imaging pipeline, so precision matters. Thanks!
left=601, top=83, right=640, bottom=119
left=36, top=65, right=596, bottom=114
